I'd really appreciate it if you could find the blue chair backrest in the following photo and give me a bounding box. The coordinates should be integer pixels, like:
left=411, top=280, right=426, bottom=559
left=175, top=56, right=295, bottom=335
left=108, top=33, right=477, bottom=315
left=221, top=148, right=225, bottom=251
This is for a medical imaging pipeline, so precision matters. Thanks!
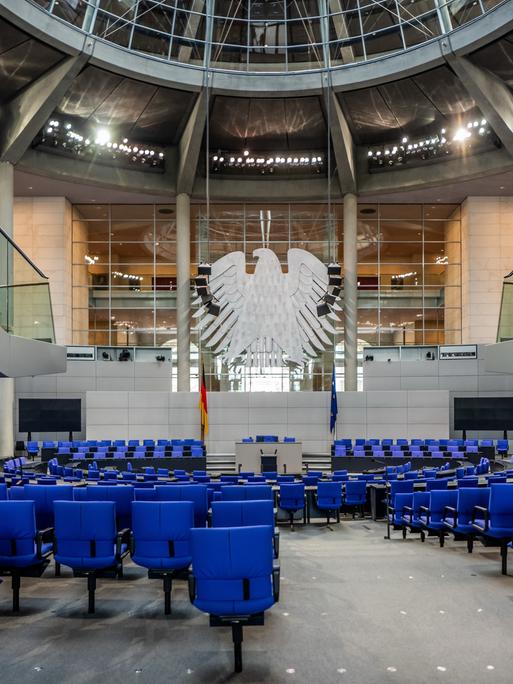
left=262, top=472, right=277, bottom=480
left=345, top=480, right=367, bottom=498
left=73, top=485, right=134, bottom=529
left=154, top=485, right=208, bottom=527
left=458, top=477, right=479, bottom=488
left=390, top=480, right=415, bottom=497
left=396, top=439, right=408, bottom=446
left=131, top=501, right=194, bottom=567
left=54, top=501, right=116, bottom=567
left=411, top=491, right=430, bottom=518
left=248, top=476, right=266, bottom=483
left=497, top=440, right=508, bottom=450
left=191, top=447, right=203, bottom=457
left=317, top=481, right=342, bottom=505
left=10, top=484, right=74, bottom=529
left=190, top=526, right=275, bottom=615
left=211, top=500, right=274, bottom=528
left=279, top=483, right=305, bottom=509
left=277, top=476, right=294, bottom=483
left=457, top=487, right=490, bottom=522
left=0, top=484, right=7, bottom=500
left=489, top=484, right=513, bottom=529
left=220, top=475, right=239, bottom=484
left=283, top=437, right=296, bottom=443
left=425, top=479, right=448, bottom=491
left=428, top=490, right=458, bottom=523
left=0, top=501, right=38, bottom=563
left=220, top=485, right=273, bottom=501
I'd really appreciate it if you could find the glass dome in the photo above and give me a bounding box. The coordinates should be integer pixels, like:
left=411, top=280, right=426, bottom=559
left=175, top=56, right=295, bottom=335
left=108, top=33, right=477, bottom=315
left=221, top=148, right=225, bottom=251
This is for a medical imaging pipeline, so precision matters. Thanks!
left=34, top=0, right=505, bottom=72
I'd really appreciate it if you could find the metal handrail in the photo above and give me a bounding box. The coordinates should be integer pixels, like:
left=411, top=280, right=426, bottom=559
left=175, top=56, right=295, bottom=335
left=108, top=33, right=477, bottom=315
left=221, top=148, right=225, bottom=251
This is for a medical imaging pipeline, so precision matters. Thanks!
left=0, top=226, right=48, bottom=280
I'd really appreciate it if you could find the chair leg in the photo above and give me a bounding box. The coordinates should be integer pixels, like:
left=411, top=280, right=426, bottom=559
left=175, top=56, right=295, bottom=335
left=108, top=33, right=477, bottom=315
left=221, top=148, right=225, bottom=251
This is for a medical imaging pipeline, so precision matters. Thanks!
left=420, top=530, right=425, bottom=542
left=87, top=573, right=96, bottom=614
left=467, top=537, right=474, bottom=554
left=336, top=508, right=340, bottom=524
left=55, top=561, right=61, bottom=577
left=163, top=574, right=173, bottom=615
left=11, top=574, right=20, bottom=613
left=501, top=542, right=508, bottom=576
left=232, top=622, right=244, bottom=673
left=402, top=526, right=407, bottom=540
left=289, top=511, right=294, bottom=531
left=439, top=532, right=445, bottom=548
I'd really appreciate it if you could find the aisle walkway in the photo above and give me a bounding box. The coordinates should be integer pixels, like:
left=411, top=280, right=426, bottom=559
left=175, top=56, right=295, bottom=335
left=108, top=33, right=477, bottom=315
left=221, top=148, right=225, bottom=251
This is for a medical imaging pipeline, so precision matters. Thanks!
left=0, top=520, right=511, bottom=683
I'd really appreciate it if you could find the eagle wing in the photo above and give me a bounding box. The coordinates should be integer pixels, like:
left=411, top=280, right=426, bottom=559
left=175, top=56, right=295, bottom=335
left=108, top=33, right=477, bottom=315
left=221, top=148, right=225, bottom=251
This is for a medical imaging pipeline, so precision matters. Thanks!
left=193, top=251, right=249, bottom=354
left=286, top=248, right=340, bottom=357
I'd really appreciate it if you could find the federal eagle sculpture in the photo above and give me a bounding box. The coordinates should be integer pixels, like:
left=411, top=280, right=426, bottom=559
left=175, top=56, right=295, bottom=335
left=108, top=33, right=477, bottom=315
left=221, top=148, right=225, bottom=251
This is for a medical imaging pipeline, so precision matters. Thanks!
left=193, top=248, right=342, bottom=367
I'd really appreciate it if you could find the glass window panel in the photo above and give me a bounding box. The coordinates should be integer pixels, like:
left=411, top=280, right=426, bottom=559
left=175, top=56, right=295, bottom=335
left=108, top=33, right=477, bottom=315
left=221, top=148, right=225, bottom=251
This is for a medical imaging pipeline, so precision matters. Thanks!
left=423, top=204, right=460, bottom=220
left=73, top=220, right=110, bottom=241
left=72, top=242, right=109, bottom=263
left=110, top=242, right=155, bottom=262
left=209, top=241, right=245, bottom=261
left=357, top=218, right=379, bottom=242
left=110, top=220, right=154, bottom=242
left=379, top=205, right=423, bottom=220
left=73, top=204, right=109, bottom=220
left=111, top=205, right=154, bottom=220
left=379, top=221, right=423, bottom=241
left=246, top=241, right=289, bottom=262
left=379, top=243, right=423, bottom=263
left=357, top=242, right=378, bottom=263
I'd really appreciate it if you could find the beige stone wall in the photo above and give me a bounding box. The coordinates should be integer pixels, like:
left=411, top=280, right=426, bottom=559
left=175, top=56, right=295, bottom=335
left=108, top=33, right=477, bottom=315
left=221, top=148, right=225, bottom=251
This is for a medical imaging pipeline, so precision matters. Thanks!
left=461, top=197, right=513, bottom=344
left=444, top=206, right=462, bottom=344
left=13, top=197, right=73, bottom=346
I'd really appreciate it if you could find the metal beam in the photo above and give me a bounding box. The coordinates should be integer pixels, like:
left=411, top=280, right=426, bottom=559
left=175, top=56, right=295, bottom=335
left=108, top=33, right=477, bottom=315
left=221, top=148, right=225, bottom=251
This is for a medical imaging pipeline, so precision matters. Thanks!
left=328, top=0, right=355, bottom=65
left=177, top=89, right=207, bottom=196
left=177, top=0, right=206, bottom=64
left=0, top=52, right=90, bottom=164
left=329, top=90, right=357, bottom=194
left=446, top=55, right=513, bottom=159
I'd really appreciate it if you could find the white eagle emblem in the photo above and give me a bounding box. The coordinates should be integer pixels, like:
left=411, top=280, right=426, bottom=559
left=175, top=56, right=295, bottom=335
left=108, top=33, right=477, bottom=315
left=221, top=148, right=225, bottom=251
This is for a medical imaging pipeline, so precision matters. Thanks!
left=193, top=248, right=342, bottom=367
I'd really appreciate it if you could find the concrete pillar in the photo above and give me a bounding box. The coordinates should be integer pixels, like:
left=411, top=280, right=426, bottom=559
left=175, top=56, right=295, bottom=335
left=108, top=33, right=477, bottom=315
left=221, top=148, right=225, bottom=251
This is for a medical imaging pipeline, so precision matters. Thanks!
left=343, top=192, right=358, bottom=391
left=0, top=160, right=15, bottom=456
left=176, top=193, right=191, bottom=391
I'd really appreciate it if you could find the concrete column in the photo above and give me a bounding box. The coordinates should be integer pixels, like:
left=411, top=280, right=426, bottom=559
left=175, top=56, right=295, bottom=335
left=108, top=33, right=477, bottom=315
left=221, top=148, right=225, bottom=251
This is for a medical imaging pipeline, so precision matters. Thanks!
left=0, top=160, right=15, bottom=456
left=343, top=192, right=358, bottom=391
left=176, top=192, right=191, bottom=391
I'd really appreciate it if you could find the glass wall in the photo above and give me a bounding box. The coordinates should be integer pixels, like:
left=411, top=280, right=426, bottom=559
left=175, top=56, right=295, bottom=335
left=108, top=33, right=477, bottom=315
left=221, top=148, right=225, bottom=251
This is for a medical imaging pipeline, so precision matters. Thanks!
left=72, top=201, right=461, bottom=388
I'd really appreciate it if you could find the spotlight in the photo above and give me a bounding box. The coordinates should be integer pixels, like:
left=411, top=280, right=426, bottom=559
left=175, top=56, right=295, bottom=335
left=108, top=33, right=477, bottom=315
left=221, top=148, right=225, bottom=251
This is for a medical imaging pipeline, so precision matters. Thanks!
left=102, top=351, right=111, bottom=360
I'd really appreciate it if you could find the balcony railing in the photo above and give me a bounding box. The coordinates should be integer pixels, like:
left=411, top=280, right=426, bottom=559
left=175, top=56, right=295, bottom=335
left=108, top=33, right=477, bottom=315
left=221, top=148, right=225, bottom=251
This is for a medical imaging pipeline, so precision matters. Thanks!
left=0, top=227, right=56, bottom=343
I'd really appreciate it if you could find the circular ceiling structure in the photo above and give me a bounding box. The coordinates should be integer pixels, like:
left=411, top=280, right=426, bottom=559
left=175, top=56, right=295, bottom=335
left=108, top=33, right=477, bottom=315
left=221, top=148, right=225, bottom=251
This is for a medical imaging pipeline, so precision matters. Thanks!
left=33, top=0, right=505, bottom=74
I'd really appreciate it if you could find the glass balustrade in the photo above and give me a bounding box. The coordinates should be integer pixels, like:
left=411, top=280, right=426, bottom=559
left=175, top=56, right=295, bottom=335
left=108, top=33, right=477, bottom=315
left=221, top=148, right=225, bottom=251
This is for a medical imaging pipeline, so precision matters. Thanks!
left=0, top=227, right=56, bottom=343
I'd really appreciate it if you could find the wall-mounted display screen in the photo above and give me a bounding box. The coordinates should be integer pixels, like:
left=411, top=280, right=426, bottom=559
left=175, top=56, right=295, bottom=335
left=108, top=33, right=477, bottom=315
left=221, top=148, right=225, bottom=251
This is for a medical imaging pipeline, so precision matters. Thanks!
left=454, top=397, right=513, bottom=430
left=19, top=399, right=81, bottom=433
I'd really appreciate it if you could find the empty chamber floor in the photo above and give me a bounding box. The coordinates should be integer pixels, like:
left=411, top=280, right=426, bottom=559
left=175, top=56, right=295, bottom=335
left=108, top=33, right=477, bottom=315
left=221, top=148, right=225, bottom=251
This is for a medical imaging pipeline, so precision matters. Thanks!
left=0, top=520, right=512, bottom=684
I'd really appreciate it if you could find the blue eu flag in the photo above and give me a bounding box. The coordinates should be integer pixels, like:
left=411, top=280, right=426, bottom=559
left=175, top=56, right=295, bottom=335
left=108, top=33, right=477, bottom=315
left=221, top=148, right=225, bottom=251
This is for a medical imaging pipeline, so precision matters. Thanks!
left=330, top=365, right=338, bottom=433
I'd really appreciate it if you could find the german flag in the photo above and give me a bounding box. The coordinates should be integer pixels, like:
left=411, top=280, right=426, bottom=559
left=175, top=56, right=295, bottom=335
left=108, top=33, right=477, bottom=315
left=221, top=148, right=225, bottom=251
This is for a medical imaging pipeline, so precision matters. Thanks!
left=199, top=364, right=208, bottom=438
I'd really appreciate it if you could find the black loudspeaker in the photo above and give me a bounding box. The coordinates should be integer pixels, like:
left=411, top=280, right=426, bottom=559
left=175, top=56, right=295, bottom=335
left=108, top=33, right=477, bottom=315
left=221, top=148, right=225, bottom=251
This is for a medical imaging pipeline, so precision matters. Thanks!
left=328, top=263, right=341, bottom=275
left=198, top=264, right=212, bottom=276
left=329, top=275, right=342, bottom=286
left=207, top=301, right=221, bottom=316
left=317, top=303, right=331, bottom=317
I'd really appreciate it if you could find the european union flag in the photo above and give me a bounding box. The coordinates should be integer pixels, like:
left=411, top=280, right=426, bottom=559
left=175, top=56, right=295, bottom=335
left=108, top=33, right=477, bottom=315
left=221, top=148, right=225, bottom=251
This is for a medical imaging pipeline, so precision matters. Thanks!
left=330, top=364, right=338, bottom=433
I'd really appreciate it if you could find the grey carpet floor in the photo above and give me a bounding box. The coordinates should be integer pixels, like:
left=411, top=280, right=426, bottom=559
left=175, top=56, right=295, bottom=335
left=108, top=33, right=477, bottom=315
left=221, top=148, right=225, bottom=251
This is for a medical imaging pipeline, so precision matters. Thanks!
left=1, top=520, right=512, bottom=684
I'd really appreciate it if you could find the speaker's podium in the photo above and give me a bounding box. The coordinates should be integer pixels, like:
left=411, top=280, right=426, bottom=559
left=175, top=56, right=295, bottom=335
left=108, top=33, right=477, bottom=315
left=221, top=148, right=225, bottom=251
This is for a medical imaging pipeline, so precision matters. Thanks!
left=235, top=441, right=302, bottom=475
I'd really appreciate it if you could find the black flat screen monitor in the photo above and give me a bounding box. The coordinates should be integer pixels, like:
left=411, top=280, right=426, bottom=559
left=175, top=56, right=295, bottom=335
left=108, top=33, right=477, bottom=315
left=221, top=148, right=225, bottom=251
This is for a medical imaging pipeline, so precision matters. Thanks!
left=454, top=397, right=513, bottom=431
left=19, top=398, right=81, bottom=433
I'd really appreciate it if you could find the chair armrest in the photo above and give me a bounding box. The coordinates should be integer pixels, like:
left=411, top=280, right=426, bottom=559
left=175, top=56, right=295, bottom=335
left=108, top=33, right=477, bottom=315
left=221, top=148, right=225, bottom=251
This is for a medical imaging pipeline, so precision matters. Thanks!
left=273, top=530, right=280, bottom=557
left=116, top=528, right=131, bottom=557
left=402, top=505, right=413, bottom=523
left=188, top=573, right=196, bottom=603
left=272, top=560, right=280, bottom=603
left=443, top=505, right=457, bottom=527
left=472, top=505, right=489, bottom=531
left=419, top=505, right=430, bottom=524
left=36, top=527, right=54, bottom=557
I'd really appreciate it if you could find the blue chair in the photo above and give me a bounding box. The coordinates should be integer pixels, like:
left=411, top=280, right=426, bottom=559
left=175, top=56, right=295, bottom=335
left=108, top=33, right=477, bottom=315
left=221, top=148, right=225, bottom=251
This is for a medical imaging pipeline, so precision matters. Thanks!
left=220, top=475, right=239, bottom=484
left=389, top=492, right=414, bottom=530
left=344, top=481, right=367, bottom=518
left=212, top=500, right=278, bottom=557
left=189, top=526, right=279, bottom=673
left=315, top=481, right=342, bottom=527
left=26, top=441, right=39, bottom=459
left=425, top=479, right=448, bottom=491
left=0, top=484, right=7, bottom=500
left=278, top=483, right=305, bottom=529
left=418, top=490, right=458, bottom=546
left=155, top=485, right=208, bottom=527
left=0, top=501, right=53, bottom=611
left=276, top=475, right=294, bottom=483
left=262, top=472, right=277, bottom=480
left=401, top=491, right=430, bottom=538
left=283, top=437, right=296, bottom=443
left=247, top=475, right=266, bottom=483
left=472, top=484, right=513, bottom=574
left=443, top=487, right=490, bottom=553
left=131, top=501, right=194, bottom=614
left=73, top=485, right=135, bottom=530
left=54, top=501, right=129, bottom=613
left=9, top=484, right=73, bottom=533
left=218, top=485, right=273, bottom=502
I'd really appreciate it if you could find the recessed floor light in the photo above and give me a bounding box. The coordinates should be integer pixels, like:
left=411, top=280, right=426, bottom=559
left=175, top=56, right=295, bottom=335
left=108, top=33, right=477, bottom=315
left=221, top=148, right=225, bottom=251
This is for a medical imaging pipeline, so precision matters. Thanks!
left=437, top=666, right=447, bottom=672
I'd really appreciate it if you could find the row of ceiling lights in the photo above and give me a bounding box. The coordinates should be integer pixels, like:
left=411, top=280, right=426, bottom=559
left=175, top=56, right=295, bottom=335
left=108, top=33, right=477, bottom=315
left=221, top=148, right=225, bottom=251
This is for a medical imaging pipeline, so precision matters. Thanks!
left=367, top=119, right=496, bottom=171
left=37, top=119, right=166, bottom=170
left=210, top=149, right=324, bottom=175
